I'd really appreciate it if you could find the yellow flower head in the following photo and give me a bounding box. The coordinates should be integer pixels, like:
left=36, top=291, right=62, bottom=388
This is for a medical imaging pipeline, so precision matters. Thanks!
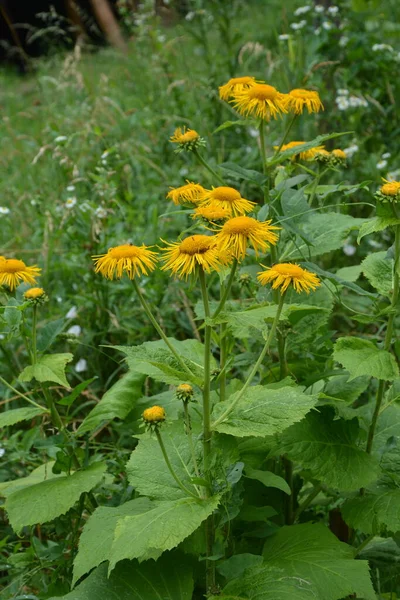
left=24, top=287, right=46, bottom=301
left=160, top=234, right=225, bottom=279
left=92, top=244, right=158, bottom=280
left=257, top=263, right=320, bottom=294
left=219, top=76, right=256, bottom=101
left=170, top=127, right=204, bottom=152
left=332, top=149, right=347, bottom=160
left=202, top=186, right=256, bottom=217
left=192, top=202, right=231, bottom=223
left=143, top=405, right=166, bottom=424
left=278, top=141, right=326, bottom=161
left=0, top=258, right=41, bottom=292
left=167, top=181, right=207, bottom=206
left=286, top=88, right=324, bottom=114
left=176, top=383, right=194, bottom=402
left=231, top=83, right=289, bottom=121
left=379, top=179, right=400, bottom=201
left=217, top=216, right=279, bottom=261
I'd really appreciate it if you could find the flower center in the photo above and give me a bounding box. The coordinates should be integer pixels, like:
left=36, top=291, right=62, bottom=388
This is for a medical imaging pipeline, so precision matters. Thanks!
left=290, top=88, right=317, bottom=99
left=382, top=182, right=400, bottom=196
left=108, top=244, right=141, bottom=259
left=179, top=235, right=214, bottom=255
left=210, top=186, right=241, bottom=203
left=0, top=259, right=27, bottom=273
left=230, top=76, right=254, bottom=85
left=181, top=130, right=199, bottom=143
left=272, top=263, right=304, bottom=277
left=247, top=84, right=277, bottom=101
left=25, top=287, right=45, bottom=299
left=222, top=216, right=257, bottom=234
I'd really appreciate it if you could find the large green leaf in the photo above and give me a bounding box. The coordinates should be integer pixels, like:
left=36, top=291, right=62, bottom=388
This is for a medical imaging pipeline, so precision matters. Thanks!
left=5, top=462, right=107, bottom=532
left=333, top=337, right=399, bottom=381
left=244, top=466, right=290, bottom=495
left=361, top=251, right=393, bottom=297
left=19, top=353, right=73, bottom=388
left=302, top=261, right=377, bottom=298
left=113, top=338, right=213, bottom=386
left=127, top=422, right=200, bottom=500
left=275, top=410, right=379, bottom=490
left=262, top=523, right=376, bottom=600
left=342, top=489, right=400, bottom=535
left=73, top=497, right=154, bottom=585
left=0, top=406, right=48, bottom=428
left=51, top=553, right=194, bottom=600
left=0, top=462, right=59, bottom=497
left=37, top=318, right=65, bottom=352
left=109, top=495, right=220, bottom=571
left=211, top=565, right=317, bottom=599
left=357, top=216, right=400, bottom=243
left=212, top=385, right=317, bottom=437
left=77, top=371, right=144, bottom=435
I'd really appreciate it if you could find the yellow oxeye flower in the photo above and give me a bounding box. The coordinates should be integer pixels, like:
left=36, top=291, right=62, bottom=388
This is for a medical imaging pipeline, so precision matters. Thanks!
left=286, top=88, right=324, bottom=114
left=160, top=234, right=225, bottom=279
left=170, top=127, right=199, bottom=144
left=379, top=179, right=400, bottom=200
left=92, top=244, right=158, bottom=280
left=231, top=83, right=289, bottom=121
left=332, top=149, right=347, bottom=160
left=202, top=186, right=256, bottom=217
left=0, top=258, right=41, bottom=292
left=143, top=405, right=166, bottom=423
left=217, top=216, right=279, bottom=261
left=257, top=263, right=320, bottom=294
left=192, top=202, right=231, bottom=223
left=219, top=76, right=256, bottom=101
left=176, top=383, right=194, bottom=402
left=167, top=181, right=207, bottom=206
left=278, top=141, right=326, bottom=161
left=24, top=287, right=46, bottom=300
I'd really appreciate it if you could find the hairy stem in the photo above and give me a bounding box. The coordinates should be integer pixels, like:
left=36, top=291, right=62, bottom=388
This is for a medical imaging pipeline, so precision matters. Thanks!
left=155, top=428, right=200, bottom=499
left=182, top=400, right=201, bottom=483
left=193, top=147, right=226, bottom=185
left=32, top=305, right=38, bottom=365
left=293, top=484, right=323, bottom=522
left=213, top=259, right=238, bottom=318
left=274, top=114, right=298, bottom=155
left=0, top=375, right=47, bottom=411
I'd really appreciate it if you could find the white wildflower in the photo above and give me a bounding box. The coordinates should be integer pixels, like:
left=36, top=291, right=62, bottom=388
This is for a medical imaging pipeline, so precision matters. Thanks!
left=66, top=306, right=78, bottom=319
left=294, top=5, right=311, bottom=16
left=377, top=160, right=388, bottom=170
left=337, top=88, right=349, bottom=96
left=65, top=197, right=77, bottom=209
left=343, top=243, right=356, bottom=256
left=382, top=152, right=391, bottom=160
left=343, top=144, right=359, bottom=158
left=372, top=43, right=393, bottom=52
left=248, top=127, right=259, bottom=138
left=54, top=136, right=67, bottom=143
left=314, top=27, right=321, bottom=35
left=315, top=4, right=324, bottom=13
left=339, top=36, right=349, bottom=47
left=336, top=96, right=350, bottom=110
left=94, top=207, right=107, bottom=219
left=291, top=20, right=307, bottom=30
left=67, top=185, right=75, bottom=192
left=279, top=34, right=291, bottom=40
left=322, top=20, right=333, bottom=30
left=387, top=170, right=400, bottom=181
left=0, top=206, right=10, bottom=215
left=75, top=358, right=88, bottom=373
left=67, top=325, right=82, bottom=336
left=0, top=448, right=5, bottom=458
left=327, top=5, right=339, bottom=15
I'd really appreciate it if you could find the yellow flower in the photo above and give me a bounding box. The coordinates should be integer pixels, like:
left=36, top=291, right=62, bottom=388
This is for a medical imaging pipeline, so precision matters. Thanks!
left=167, top=181, right=207, bottom=206
left=217, top=216, right=279, bottom=261
left=92, top=244, right=158, bottom=280
left=24, top=287, right=46, bottom=300
left=257, top=263, right=320, bottom=294
left=332, top=149, right=347, bottom=160
left=219, top=76, right=256, bottom=100
left=286, top=88, right=324, bottom=114
left=170, top=127, right=200, bottom=144
left=176, top=383, right=194, bottom=402
left=0, top=258, right=41, bottom=291
left=201, top=186, right=256, bottom=217
left=231, top=83, right=288, bottom=121
left=380, top=179, right=400, bottom=199
left=143, top=405, right=166, bottom=423
left=160, top=234, right=225, bottom=279
left=192, top=202, right=231, bottom=223
left=278, top=141, right=326, bottom=161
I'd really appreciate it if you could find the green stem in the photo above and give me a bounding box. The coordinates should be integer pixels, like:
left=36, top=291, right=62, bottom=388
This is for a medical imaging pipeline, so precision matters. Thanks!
left=366, top=223, right=400, bottom=454
left=192, top=147, right=226, bottom=186
left=0, top=375, right=47, bottom=411
left=259, top=120, right=267, bottom=176
left=32, top=305, right=38, bottom=365
left=155, top=428, right=199, bottom=499
left=293, top=484, right=323, bottom=522
left=284, top=456, right=294, bottom=524
left=354, top=534, right=375, bottom=557
left=219, top=322, right=227, bottom=402
left=274, top=114, right=298, bottom=155
left=213, top=259, right=238, bottom=318
left=132, top=279, right=195, bottom=380
left=182, top=400, right=201, bottom=482
left=277, top=331, right=288, bottom=379
left=212, top=292, right=286, bottom=429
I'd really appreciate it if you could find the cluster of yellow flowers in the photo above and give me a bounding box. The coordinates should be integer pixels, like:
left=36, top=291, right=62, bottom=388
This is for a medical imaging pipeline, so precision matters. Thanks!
left=0, top=256, right=42, bottom=295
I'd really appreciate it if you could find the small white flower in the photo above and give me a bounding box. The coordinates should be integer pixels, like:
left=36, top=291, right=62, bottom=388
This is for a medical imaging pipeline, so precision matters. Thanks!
left=179, top=167, right=189, bottom=176
left=66, top=185, right=75, bottom=192
left=65, top=197, right=77, bottom=209
left=248, top=127, right=259, bottom=138
left=339, top=36, right=349, bottom=47
left=101, top=150, right=110, bottom=160
left=294, top=5, right=311, bottom=16
left=327, top=5, right=339, bottom=15
left=322, top=20, right=333, bottom=30
left=0, top=206, right=10, bottom=215
left=314, top=27, right=321, bottom=35
left=387, top=169, right=400, bottom=181
left=336, top=96, right=350, bottom=110
left=66, top=306, right=78, bottom=319
left=343, top=243, right=356, bottom=256
left=185, top=11, right=195, bottom=21
left=94, top=207, right=107, bottom=219
left=67, top=325, right=82, bottom=336
left=291, top=20, right=307, bottom=30
left=75, top=358, right=88, bottom=373
left=279, top=33, right=291, bottom=40
left=343, top=144, right=359, bottom=158
left=348, top=95, right=368, bottom=108
left=377, top=160, right=388, bottom=170
left=80, top=202, right=92, bottom=213
left=315, top=4, right=324, bottom=13
left=337, top=88, right=349, bottom=96
left=368, top=239, right=382, bottom=249
left=382, top=152, right=391, bottom=160
left=56, top=296, right=63, bottom=303
left=372, top=43, right=393, bottom=52
left=0, top=334, right=5, bottom=340
left=157, top=34, right=166, bottom=43
left=54, top=135, right=67, bottom=143
left=0, top=448, right=5, bottom=458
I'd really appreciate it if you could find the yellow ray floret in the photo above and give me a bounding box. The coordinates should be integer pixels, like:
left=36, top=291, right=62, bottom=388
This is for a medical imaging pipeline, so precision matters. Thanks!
left=160, top=234, right=225, bottom=279
left=380, top=179, right=400, bottom=197
left=219, top=76, right=256, bottom=100
left=192, top=202, right=231, bottom=223
left=278, top=141, right=326, bottom=161
left=286, top=88, right=324, bottom=114
left=24, top=287, right=46, bottom=300
left=217, top=216, right=279, bottom=261
left=201, top=186, right=256, bottom=217
left=332, top=149, right=347, bottom=160
left=170, top=127, right=200, bottom=144
left=92, top=244, right=158, bottom=280
left=143, top=405, right=166, bottom=423
left=167, top=181, right=207, bottom=206
left=0, top=258, right=41, bottom=291
left=257, top=263, right=320, bottom=294
left=231, top=83, right=289, bottom=121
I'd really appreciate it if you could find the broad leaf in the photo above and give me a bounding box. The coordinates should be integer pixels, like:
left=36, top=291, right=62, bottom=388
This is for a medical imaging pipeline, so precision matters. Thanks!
left=357, top=217, right=400, bottom=243
left=323, top=372, right=370, bottom=403
left=127, top=422, right=200, bottom=500
left=361, top=251, right=393, bottom=297
left=275, top=410, right=379, bottom=490
left=73, top=497, right=154, bottom=585
left=51, top=553, right=194, bottom=600
left=219, top=162, right=267, bottom=186
left=77, top=371, right=144, bottom=435
left=244, top=466, right=290, bottom=495
left=19, top=353, right=73, bottom=388
left=37, top=318, right=65, bottom=352
left=333, top=337, right=399, bottom=381
left=262, top=523, right=376, bottom=600
left=302, top=261, right=377, bottom=297
left=5, top=462, right=107, bottom=532
left=342, top=489, right=400, bottom=534
left=212, top=385, right=317, bottom=437
left=217, top=553, right=263, bottom=582
left=109, top=495, right=220, bottom=570
left=0, top=462, right=59, bottom=497
left=0, top=406, right=48, bottom=428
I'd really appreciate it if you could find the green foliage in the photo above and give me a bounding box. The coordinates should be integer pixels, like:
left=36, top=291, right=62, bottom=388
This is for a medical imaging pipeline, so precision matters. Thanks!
left=357, top=217, right=400, bottom=243
left=333, top=337, right=399, bottom=381
left=362, top=251, right=393, bottom=296
left=0, top=406, right=48, bottom=427
left=19, top=353, right=73, bottom=387
left=342, top=489, right=400, bottom=534
left=244, top=466, right=291, bottom=495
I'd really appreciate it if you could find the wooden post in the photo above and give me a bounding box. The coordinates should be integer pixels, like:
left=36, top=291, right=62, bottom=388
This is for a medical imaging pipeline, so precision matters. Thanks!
left=88, top=0, right=128, bottom=52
